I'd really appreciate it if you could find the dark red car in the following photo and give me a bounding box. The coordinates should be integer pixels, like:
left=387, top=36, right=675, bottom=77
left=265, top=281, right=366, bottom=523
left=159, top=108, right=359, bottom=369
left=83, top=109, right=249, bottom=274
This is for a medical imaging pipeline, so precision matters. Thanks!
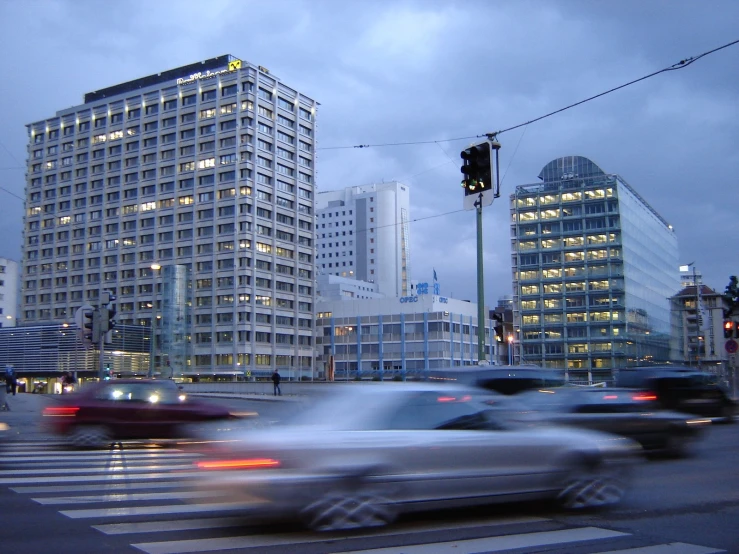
left=43, top=379, right=233, bottom=447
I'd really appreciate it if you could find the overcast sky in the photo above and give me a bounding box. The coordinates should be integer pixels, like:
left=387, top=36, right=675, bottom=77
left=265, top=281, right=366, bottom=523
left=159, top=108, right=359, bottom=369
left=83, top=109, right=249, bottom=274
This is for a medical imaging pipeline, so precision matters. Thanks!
left=1, top=0, right=737, bottom=305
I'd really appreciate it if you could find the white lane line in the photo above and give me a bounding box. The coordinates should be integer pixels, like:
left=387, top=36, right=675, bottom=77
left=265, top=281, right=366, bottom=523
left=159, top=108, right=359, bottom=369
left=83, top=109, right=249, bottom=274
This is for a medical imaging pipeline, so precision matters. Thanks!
left=0, top=470, right=202, bottom=485
left=11, top=481, right=190, bottom=494
left=93, top=517, right=249, bottom=535
left=1, top=457, right=198, bottom=468
left=61, top=501, right=263, bottom=519
left=335, top=527, right=629, bottom=554
left=33, top=490, right=218, bottom=505
left=0, top=463, right=194, bottom=476
left=99, top=514, right=548, bottom=537
left=130, top=516, right=556, bottom=554
left=594, top=542, right=725, bottom=554
left=0, top=452, right=198, bottom=463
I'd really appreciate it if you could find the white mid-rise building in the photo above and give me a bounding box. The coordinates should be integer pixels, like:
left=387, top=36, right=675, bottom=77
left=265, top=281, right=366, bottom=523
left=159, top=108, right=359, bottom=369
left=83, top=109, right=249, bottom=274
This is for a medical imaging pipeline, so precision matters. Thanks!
left=316, top=181, right=411, bottom=297
left=0, top=258, right=19, bottom=327
left=316, top=274, right=383, bottom=301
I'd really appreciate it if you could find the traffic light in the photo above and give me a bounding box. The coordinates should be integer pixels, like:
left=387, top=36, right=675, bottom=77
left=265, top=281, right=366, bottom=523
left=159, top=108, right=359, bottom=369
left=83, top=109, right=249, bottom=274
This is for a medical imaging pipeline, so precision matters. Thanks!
left=492, top=313, right=504, bottom=342
left=724, top=320, right=735, bottom=339
left=81, top=308, right=96, bottom=348
left=460, top=142, right=493, bottom=196
left=103, top=365, right=112, bottom=380
left=99, top=304, right=117, bottom=342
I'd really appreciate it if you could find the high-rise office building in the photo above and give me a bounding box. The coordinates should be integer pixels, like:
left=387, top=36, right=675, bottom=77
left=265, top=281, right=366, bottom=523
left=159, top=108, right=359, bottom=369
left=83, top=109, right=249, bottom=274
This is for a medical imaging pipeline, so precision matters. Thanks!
left=510, top=156, right=680, bottom=382
left=316, top=182, right=411, bottom=297
left=22, top=55, right=318, bottom=378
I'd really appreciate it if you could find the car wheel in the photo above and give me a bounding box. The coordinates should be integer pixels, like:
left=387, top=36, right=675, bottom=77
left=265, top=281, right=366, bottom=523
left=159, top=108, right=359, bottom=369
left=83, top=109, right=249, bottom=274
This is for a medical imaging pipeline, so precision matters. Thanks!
left=300, top=480, right=398, bottom=532
left=69, top=425, right=113, bottom=449
left=558, top=461, right=626, bottom=510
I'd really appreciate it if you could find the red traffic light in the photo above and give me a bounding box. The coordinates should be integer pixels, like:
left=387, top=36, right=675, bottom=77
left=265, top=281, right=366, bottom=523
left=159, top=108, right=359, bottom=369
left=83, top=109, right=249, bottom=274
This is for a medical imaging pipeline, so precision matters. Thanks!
left=724, top=320, right=735, bottom=339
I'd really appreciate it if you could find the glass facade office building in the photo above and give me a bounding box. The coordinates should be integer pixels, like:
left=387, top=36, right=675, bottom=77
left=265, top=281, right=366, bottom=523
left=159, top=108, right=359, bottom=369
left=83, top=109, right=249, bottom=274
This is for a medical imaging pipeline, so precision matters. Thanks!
left=22, top=55, right=317, bottom=378
left=510, top=156, right=680, bottom=382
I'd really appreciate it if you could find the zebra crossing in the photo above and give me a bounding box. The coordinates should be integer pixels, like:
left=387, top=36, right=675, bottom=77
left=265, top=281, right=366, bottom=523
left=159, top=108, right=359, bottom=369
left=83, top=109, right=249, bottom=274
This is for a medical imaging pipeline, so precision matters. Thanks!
left=0, top=440, right=726, bottom=554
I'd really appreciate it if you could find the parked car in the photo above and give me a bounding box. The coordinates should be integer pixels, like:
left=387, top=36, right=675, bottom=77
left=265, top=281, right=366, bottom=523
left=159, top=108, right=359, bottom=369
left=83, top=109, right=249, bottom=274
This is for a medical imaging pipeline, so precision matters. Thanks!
left=43, top=379, right=235, bottom=447
left=614, top=366, right=736, bottom=422
left=516, top=387, right=711, bottom=457
left=194, top=383, right=640, bottom=531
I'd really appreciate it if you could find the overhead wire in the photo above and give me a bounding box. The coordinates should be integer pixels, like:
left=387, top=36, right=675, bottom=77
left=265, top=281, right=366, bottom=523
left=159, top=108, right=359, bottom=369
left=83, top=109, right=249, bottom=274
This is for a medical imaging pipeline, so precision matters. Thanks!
left=317, top=38, right=739, bottom=150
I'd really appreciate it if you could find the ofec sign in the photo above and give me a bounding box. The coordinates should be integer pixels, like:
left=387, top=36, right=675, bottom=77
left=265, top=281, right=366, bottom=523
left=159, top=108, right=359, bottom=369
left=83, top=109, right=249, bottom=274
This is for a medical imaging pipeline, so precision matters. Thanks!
left=400, top=296, right=419, bottom=303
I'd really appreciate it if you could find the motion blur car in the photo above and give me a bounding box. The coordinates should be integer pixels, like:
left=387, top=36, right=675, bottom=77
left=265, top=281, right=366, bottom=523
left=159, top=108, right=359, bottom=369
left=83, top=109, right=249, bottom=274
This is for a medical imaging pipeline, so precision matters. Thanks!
left=195, top=383, right=640, bottom=531
left=615, top=366, right=736, bottom=421
left=43, top=379, right=234, bottom=447
left=425, top=365, right=566, bottom=395
left=517, top=388, right=710, bottom=457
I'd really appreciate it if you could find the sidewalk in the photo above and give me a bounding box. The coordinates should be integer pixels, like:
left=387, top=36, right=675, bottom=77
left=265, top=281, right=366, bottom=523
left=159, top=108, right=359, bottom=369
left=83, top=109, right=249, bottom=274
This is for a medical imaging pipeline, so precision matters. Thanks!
left=0, top=393, right=59, bottom=441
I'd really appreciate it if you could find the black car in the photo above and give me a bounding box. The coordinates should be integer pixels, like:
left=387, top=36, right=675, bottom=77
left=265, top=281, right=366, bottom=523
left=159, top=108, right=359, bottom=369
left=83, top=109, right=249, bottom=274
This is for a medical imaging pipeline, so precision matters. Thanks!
left=425, top=365, right=566, bottom=395
left=517, top=387, right=711, bottom=457
left=614, top=366, right=736, bottom=422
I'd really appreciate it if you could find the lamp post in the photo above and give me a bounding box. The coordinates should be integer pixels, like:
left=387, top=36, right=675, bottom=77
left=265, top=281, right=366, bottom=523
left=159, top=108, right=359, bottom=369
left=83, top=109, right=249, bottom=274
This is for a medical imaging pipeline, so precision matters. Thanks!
left=148, top=264, right=161, bottom=378
left=507, top=334, right=514, bottom=365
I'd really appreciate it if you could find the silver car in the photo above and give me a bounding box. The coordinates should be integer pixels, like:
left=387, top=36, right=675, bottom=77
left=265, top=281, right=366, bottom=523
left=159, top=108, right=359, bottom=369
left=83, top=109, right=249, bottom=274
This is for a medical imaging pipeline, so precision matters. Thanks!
left=195, top=383, right=640, bottom=531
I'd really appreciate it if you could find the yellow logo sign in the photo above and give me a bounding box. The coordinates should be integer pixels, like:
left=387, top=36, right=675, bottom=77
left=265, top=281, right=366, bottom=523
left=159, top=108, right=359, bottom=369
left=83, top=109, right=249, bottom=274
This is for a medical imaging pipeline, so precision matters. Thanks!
left=228, top=59, right=242, bottom=71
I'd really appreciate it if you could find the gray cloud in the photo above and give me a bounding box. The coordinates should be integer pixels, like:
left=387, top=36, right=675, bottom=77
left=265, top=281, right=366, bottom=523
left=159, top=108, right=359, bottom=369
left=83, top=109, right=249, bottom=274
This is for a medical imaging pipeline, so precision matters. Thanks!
left=1, top=0, right=737, bottom=304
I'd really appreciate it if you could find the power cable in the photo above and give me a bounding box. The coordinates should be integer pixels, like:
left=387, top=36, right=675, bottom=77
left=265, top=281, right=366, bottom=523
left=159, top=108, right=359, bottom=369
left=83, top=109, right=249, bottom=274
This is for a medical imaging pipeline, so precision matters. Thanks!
left=316, top=38, right=739, bottom=150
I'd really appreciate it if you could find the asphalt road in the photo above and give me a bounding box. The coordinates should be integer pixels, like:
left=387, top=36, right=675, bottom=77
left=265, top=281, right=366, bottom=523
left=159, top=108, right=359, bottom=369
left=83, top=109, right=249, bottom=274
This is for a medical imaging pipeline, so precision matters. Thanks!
left=0, top=396, right=737, bottom=554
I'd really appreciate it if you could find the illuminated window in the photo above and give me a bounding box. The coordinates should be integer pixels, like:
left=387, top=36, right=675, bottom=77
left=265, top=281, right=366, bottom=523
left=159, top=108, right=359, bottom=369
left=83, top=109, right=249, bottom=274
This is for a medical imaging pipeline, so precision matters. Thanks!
left=198, top=157, right=215, bottom=169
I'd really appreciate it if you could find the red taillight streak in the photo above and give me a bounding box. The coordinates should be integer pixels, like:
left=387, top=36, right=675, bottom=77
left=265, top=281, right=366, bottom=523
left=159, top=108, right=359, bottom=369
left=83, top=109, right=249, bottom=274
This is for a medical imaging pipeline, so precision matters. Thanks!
left=633, top=393, right=657, bottom=401
left=43, top=407, right=80, bottom=417
left=603, top=395, right=618, bottom=400
left=437, top=395, right=472, bottom=403
left=197, top=458, right=281, bottom=470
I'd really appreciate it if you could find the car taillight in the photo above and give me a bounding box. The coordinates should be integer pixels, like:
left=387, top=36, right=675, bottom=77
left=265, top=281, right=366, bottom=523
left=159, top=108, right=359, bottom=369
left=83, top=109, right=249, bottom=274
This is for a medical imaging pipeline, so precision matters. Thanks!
left=196, top=458, right=281, bottom=470
left=603, top=395, right=619, bottom=400
left=632, top=392, right=657, bottom=401
left=42, top=406, right=80, bottom=417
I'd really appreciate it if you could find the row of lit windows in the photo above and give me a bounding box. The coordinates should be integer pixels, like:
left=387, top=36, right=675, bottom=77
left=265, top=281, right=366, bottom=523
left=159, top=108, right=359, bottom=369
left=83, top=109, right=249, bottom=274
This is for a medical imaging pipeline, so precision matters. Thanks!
left=193, top=331, right=312, bottom=345
left=516, top=267, right=624, bottom=283
left=515, top=188, right=614, bottom=207
left=515, top=206, right=618, bottom=222
left=522, top=311, right=622, bottom=325
left=31, top=83, right=314, bottom=141
left=519, top=296, right=621, bottom=309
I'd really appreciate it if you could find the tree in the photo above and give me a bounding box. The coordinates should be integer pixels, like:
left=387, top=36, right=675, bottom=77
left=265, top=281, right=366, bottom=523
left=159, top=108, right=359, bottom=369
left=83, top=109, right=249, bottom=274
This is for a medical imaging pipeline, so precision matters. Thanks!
left=723, top=276, right=739, bottom=317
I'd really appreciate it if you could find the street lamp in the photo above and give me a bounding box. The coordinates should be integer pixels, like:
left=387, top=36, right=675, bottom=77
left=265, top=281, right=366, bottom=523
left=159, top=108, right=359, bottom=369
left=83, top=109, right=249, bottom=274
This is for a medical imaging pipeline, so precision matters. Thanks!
left=507, top=334, right=514, bottom=365
left=148, top=264, right=162, bottom=378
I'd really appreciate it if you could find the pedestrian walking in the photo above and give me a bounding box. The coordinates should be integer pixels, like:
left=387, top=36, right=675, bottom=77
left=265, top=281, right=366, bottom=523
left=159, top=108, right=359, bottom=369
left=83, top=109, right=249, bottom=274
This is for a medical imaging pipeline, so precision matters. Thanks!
left=271, top=369, right=282, bottom=396
left=5, top=365, right=17, bottom=396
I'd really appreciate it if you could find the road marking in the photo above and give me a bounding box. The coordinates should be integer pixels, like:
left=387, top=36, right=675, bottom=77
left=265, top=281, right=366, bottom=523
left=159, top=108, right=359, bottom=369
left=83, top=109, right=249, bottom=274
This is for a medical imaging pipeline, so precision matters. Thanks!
left=32, top=490, right=218, bottom=505
left=11, top=481, right=191, bottom=494
left=60, top=501, right=263, bottom=519
left=130, top=516, right=557, bottom=554
left=594, top=542, right=725, bottom=554
left=99, top=514, right=548, bottom=536
left=0, top=470, right=202, bottom=485
left=0, top=452, right=197, bottom=463
left=335, top=527, right=629, bottom=554
left=1, top=457, right=198, bottom=468
left=0, top=463, right=194, bottom=476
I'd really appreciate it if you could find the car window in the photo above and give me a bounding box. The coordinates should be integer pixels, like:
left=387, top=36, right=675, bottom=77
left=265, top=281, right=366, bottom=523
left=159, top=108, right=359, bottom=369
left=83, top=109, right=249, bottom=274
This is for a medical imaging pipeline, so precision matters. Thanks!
left=383, top=391, right=498, bottom=431
left=93, top=383, right=182, bottom=404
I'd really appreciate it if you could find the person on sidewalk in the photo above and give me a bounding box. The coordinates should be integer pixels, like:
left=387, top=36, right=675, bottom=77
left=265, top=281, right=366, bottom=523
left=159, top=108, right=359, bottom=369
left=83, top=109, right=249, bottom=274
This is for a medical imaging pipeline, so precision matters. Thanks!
left=271, top=369, right=282, bottom=396
left=5, top=366, right=17, bottom=396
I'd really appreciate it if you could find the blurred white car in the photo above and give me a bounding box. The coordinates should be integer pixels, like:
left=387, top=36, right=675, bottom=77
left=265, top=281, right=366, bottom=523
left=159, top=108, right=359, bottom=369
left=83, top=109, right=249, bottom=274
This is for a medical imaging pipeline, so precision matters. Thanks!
left=195, top=383, right=641, bottom=531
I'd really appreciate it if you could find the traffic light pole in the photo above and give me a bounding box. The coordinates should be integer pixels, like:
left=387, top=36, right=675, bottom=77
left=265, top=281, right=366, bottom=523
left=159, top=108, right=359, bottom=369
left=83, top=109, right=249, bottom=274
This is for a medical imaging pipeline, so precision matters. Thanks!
left=98, top=322, right=105, bottom=381
left=475, top=194, right=486, bottom=363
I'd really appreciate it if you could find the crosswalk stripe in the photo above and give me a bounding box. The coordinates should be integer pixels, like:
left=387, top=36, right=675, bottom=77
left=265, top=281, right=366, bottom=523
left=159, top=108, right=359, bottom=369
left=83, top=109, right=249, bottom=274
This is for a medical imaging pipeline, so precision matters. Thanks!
left=11, top=480, right=192, bottom=494
left=131, top=522, right=617, bottom=554
left=33, top=490, right=219, bottom=505
left=330, top=527, right=630, bottom=554
left=60, top=500, right=264, bottom=519
left=0, top=470, right=202, bottom=485
left=0, top=452, right=197, bottom=463
left=2, top=457, right=198, bottom=468
left=0, top=463, right=194, bottom=476
left=100, top=514, right=547, bottom=537
left=594, top=543, right=725, bottom=554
